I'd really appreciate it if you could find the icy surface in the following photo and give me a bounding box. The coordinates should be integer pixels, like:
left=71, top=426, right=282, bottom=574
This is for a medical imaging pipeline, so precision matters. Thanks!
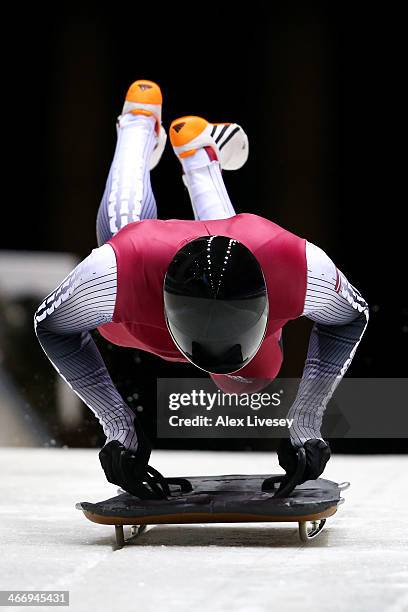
left=1, top=448, right=407, bottom=612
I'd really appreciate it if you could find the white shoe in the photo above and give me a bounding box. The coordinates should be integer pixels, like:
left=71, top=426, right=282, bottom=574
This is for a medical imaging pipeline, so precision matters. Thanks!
left=120, top=79, right=167, bottom=170
left=169, top=115, right=249, bottom=170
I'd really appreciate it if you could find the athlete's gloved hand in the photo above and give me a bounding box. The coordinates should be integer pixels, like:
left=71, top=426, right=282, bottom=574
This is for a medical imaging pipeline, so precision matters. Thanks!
left=277, top=438, right=331, bottom=484
left=99, top=417, right=169, bottom=499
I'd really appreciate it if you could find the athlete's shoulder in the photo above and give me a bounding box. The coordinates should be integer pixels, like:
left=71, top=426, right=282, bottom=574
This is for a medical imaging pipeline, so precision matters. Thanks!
left=232, top=213, right=303, bottom=237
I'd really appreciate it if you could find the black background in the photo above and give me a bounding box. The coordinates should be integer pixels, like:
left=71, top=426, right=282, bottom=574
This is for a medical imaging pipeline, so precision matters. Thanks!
left=3, top=4, right=407, bottom=452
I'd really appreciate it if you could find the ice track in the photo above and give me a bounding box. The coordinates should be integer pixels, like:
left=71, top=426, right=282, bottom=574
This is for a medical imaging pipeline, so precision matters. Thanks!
left=1, top=448, right=407, bottom=612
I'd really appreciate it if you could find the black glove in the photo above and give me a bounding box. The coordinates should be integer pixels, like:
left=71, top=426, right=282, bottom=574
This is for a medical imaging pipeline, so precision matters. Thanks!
left=99, top=417, right=169, bottom=499
left=278, top=437, right=331, bottom=484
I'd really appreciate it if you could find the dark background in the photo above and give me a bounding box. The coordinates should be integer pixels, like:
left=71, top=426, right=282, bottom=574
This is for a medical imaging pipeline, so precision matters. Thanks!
left=2, top=5, right=406, bottom=452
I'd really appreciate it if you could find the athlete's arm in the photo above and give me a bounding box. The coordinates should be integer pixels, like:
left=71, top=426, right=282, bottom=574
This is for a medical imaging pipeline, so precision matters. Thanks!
left=287, top=241, right=369, bottom=447
left=34, top=244, right=140, bottom=450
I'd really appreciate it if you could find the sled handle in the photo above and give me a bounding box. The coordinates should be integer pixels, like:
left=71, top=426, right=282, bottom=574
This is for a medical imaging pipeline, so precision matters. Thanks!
left=261, top=447, right=307, bottom=498
left=165, top=477, right=193, bottom=494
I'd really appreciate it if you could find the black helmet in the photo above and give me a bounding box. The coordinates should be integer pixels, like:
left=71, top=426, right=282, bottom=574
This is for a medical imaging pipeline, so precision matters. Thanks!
left=163, top=235, right=268, bottom=374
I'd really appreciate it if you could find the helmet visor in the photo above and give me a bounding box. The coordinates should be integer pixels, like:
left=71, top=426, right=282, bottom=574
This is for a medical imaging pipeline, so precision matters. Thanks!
left=164, top=293, right=268, bottom=374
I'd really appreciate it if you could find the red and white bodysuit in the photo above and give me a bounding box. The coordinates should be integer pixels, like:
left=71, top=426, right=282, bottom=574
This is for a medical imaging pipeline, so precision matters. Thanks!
left=35, top=113, right=368, bottom=451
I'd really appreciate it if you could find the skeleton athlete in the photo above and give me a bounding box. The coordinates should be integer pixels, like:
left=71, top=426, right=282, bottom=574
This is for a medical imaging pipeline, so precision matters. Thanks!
left=34, top=80, right=369, bottom=497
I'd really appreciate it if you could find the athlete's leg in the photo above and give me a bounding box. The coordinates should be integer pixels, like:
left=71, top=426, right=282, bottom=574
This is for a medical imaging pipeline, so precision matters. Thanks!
left=170, top=117, right=248, bottom=221
left=96, top=80, right=166, bottom=246
left=96, top=114, right=158, bottom=246
left=179, top=149, right=236, bottom=220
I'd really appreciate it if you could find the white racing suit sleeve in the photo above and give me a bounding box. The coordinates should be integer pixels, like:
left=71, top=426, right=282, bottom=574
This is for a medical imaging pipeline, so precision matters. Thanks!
left=287, top=241, right=369, bottom=447
left=34, top=244, right=140, bottom=450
